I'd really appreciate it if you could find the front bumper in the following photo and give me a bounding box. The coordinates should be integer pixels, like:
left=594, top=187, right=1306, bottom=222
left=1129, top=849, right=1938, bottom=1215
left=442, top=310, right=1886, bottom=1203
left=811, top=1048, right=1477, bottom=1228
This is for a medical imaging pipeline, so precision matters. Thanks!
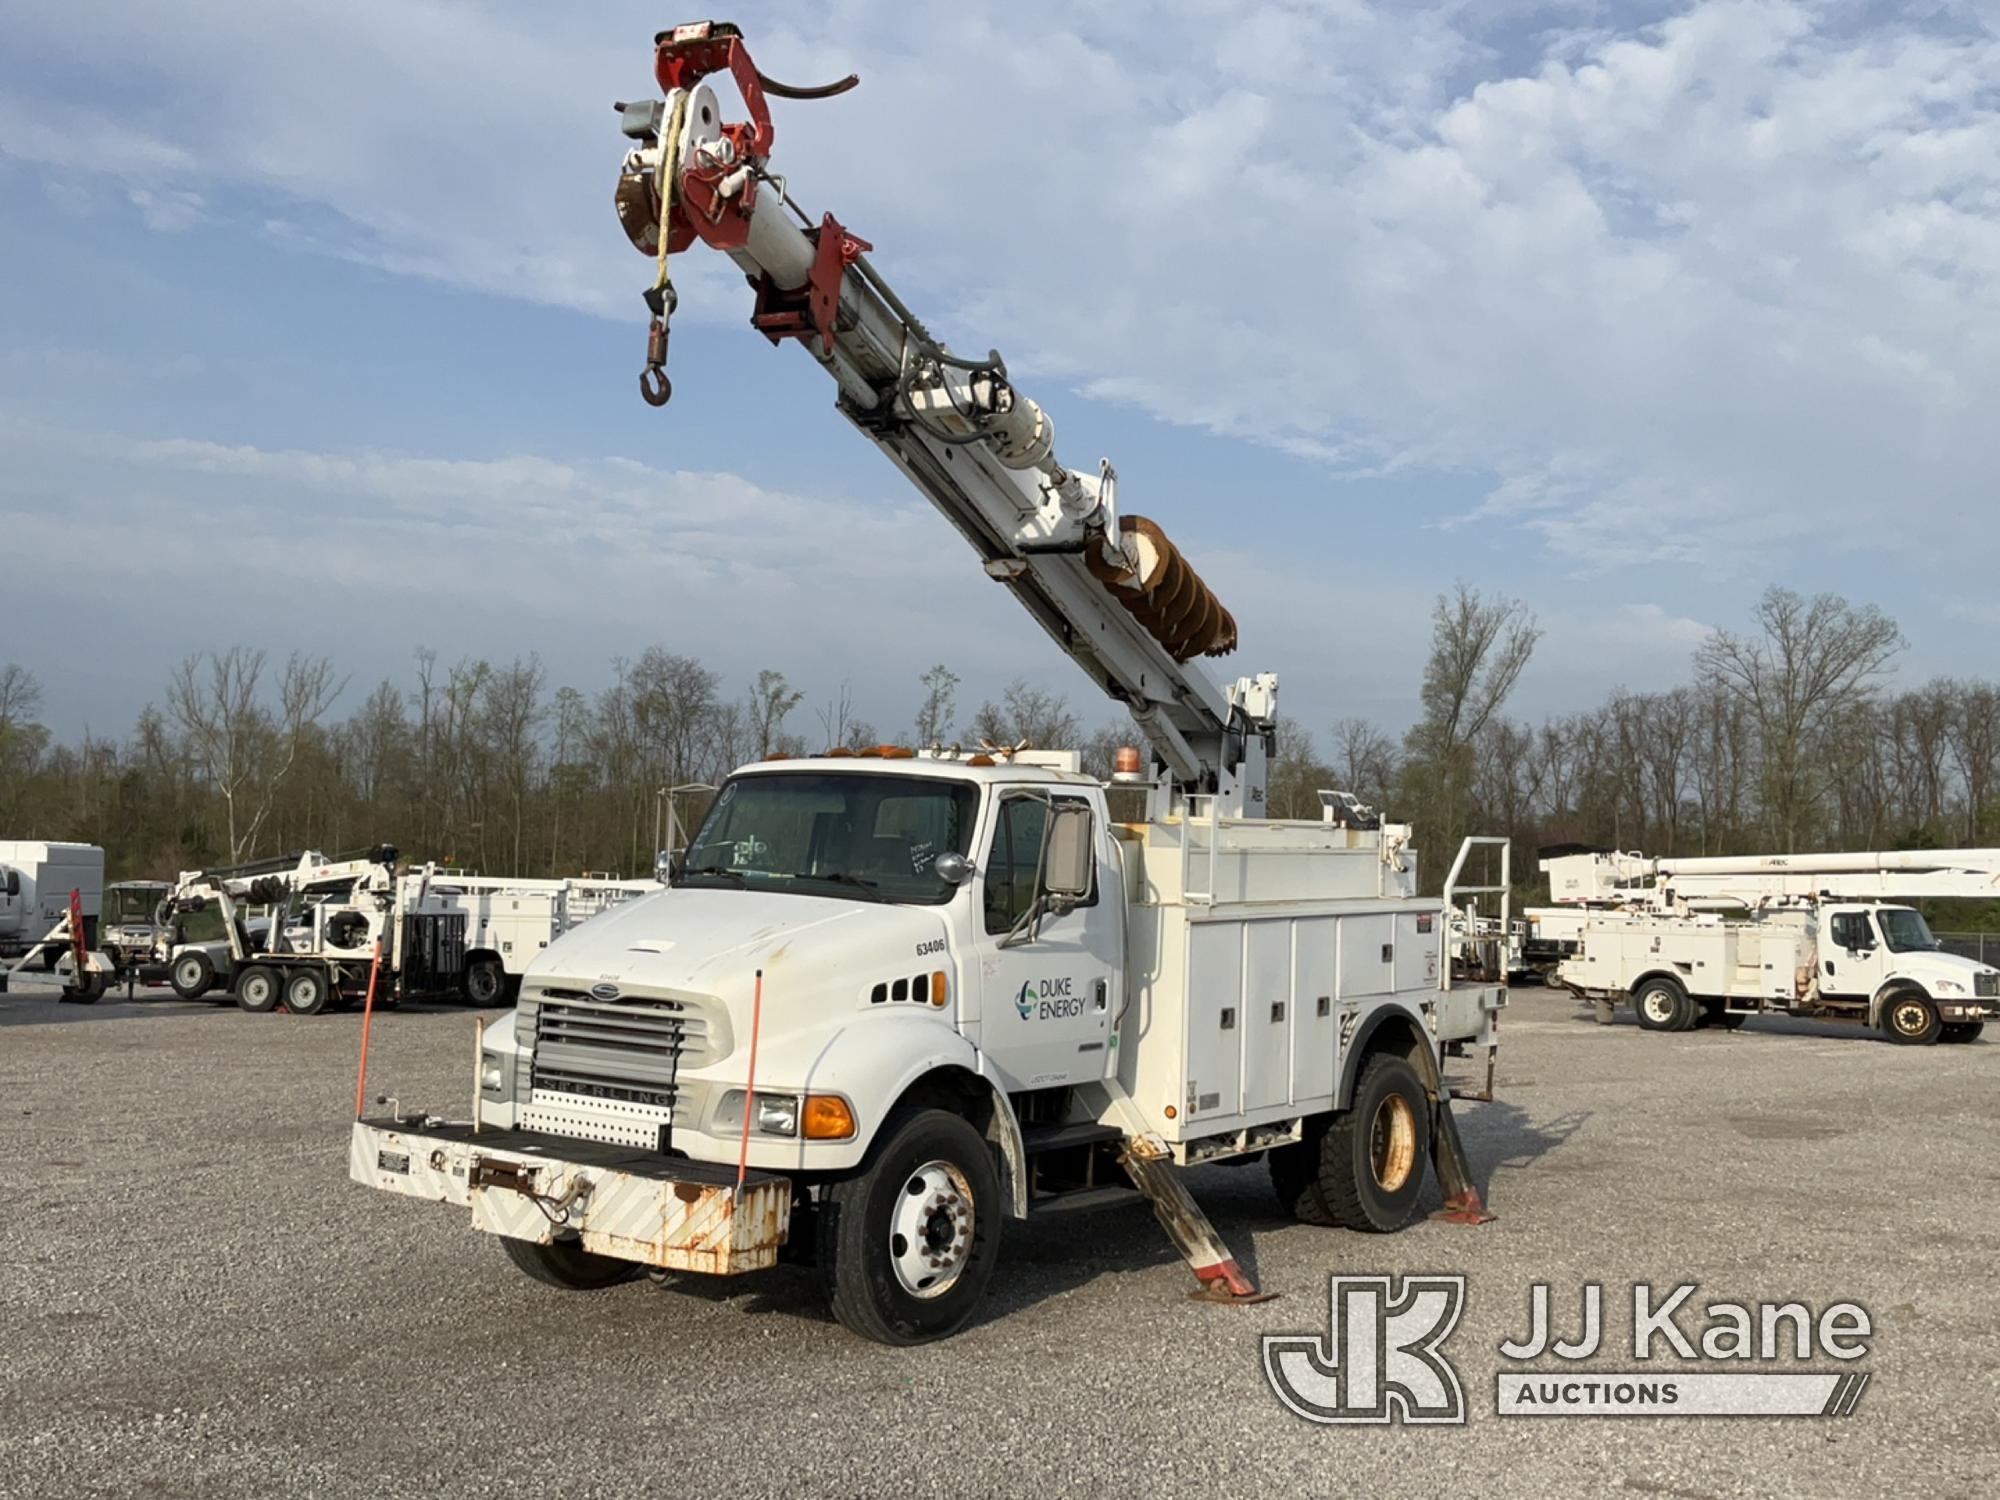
left=1937, top=998, right=2000, bottom=1023
left=350, top=1118, right=791, bottom=1275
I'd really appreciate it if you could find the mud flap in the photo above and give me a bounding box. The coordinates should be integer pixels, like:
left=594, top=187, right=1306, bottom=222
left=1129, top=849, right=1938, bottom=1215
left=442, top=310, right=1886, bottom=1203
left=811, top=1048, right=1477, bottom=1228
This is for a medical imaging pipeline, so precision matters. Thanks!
left=1119, top=1137, right=1275, bottom=1305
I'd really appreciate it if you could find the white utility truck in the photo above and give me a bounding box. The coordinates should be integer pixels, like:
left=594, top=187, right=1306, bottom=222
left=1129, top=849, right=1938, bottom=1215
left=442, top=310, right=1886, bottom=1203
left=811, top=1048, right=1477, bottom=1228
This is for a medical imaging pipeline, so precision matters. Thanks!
left=1542, top=847, right=2000, bottom=1043
left=0, top=840, right=104, bottom=961
left=349, top=22, right=1507, bottom=1346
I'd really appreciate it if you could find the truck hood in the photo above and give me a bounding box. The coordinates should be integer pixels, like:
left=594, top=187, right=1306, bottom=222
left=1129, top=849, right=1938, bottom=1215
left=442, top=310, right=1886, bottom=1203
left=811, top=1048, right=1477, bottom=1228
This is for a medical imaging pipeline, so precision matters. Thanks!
left=530, top=885, right=951, bottom=998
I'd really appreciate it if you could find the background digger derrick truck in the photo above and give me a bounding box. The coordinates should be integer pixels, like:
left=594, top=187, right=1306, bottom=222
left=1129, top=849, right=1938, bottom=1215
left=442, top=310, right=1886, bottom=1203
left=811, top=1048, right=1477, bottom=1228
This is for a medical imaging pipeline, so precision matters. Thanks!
left=165, top=847, right=464, bottom=1014
left=1541, top=847, right=2000, bottom=1043
left=348, top=21, right=1507, bottom=1345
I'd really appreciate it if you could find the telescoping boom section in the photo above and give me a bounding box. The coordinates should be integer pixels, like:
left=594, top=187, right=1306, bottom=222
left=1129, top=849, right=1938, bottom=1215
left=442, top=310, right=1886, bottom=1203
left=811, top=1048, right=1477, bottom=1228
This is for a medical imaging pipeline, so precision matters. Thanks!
left=1544, top=846, right=2000, bottom=911
left=613, top=21, right=1275, bottom=817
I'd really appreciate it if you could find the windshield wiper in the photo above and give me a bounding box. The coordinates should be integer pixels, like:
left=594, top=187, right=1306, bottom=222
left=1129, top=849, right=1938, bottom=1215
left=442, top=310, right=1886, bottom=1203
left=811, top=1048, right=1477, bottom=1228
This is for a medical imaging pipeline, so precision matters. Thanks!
left=786, top=870, right=886, bottom=901
left=680, top=865, right=747, bottom=885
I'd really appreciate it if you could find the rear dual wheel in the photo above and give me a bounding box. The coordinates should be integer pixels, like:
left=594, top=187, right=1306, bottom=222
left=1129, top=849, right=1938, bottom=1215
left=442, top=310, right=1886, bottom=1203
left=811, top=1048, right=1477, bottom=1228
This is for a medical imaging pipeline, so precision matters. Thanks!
left=1271, top=1053, right=1431, bottom=1233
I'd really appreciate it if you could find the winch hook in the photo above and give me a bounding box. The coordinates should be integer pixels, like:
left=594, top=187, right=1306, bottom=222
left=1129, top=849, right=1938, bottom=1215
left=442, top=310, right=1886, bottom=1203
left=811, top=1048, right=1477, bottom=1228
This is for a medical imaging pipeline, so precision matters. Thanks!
left=639, top=283, right=676, bottom=407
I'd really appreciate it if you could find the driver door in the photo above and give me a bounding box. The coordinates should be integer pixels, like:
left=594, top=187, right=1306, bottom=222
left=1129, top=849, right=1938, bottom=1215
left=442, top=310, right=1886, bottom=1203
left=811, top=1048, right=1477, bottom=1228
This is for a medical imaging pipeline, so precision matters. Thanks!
left=974, top=790, right=1119, bottom=1093
left=1821, top=907, right=1888, bottom=999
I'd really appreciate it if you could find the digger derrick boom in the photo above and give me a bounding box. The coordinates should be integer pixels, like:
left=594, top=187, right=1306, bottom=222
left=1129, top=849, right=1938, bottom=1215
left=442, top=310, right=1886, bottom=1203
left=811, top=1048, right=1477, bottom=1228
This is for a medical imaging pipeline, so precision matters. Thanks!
left=613, top=21, right=1275, bottom=816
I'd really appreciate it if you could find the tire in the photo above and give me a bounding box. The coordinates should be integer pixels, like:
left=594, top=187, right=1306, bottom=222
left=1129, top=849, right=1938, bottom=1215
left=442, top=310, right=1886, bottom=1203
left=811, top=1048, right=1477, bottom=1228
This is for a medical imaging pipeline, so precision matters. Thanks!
left=462, top=958, right=506, bottom=1007
left=1881, top=990, right=1942, bottom=1046
left=283, top=967, right=332, bottom=1016
left=235, top=964, right=281, bottom=1014
left=498, top=1233, right=643, bottom=1291
left=1939, top=1022, right=1984, bottom=1045
left=60, top=970, right=107, bottom=1005
left=1633, top=977, right=1689, bottom=1032
left=1269, top=1117, right=1335, bottom=1225
left=170, top=950, right=215, bottom=1001
left=816, top=1107, right=1000, bottom=1345
left=1318, top=1053, right=1431, bottom=1233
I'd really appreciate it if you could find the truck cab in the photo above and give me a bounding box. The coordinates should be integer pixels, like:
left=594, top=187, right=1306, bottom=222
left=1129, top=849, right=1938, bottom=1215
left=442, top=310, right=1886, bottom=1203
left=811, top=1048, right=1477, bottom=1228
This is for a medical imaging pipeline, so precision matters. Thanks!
left=1817, top=903, right=1998, bottom=1043
left=474, top=755, right=1125, bottom=1171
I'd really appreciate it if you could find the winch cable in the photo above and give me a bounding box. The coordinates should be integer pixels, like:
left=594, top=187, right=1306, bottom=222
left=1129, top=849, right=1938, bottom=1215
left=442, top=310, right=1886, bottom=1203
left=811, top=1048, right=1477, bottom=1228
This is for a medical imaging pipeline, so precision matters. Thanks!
left=639, top=89, right=690, bottom=405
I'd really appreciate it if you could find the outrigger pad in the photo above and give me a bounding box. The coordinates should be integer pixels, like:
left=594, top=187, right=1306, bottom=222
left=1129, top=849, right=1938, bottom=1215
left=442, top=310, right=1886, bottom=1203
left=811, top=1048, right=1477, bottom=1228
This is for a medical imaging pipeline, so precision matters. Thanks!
left=1119, top=1137, right=1278, bottom=1306
left=1428, top=1095, right=1497, bottom=1226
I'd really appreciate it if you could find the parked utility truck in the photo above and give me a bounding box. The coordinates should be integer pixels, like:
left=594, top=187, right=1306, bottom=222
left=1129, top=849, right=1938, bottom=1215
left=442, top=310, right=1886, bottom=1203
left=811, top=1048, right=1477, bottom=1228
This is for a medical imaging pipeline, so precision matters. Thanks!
left=1543, top=847, right=2000, bottom=1043
left=349, top=22, right=1506, bottom=1347
left=0, top=840, right=104, bottom=961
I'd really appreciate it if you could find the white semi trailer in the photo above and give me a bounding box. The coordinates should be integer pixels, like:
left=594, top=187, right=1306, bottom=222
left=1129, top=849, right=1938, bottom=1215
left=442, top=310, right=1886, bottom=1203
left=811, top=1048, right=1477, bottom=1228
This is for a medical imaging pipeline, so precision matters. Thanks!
left=1542, top=847, right=2000, bottom=1043
left=348, top=23, right=1507, bottom=1347
left=423, top=872, right=661, bottom=1004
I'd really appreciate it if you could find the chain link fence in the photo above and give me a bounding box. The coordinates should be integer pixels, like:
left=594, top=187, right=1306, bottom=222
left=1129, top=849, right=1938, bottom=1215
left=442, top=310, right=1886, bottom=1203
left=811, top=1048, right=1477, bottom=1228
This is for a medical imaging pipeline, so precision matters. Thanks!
left=1936, top=932, right=2000, bottom=964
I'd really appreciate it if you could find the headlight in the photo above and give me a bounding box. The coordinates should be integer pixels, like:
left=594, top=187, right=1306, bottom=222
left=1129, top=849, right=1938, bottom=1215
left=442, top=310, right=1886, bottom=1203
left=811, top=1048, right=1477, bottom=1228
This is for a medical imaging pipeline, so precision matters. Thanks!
left=1934, top=980, right=1965, bottom=996
left=756, top=1096, right=799, bottom=1137
left=480, top=1053, right=506, bottom=1094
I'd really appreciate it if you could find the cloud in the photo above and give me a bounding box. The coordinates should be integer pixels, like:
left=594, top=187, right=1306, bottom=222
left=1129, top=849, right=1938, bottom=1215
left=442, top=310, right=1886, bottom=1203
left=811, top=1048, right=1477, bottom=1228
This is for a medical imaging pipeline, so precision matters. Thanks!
left=7, top=4, right=1998, bottom=586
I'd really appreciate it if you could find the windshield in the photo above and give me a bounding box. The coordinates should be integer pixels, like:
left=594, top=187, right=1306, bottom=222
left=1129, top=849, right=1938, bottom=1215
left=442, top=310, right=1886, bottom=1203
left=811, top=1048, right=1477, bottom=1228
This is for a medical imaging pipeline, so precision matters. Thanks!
left=681, top=771, right=980, bottom=905
left=108, top=885, right=167, bottom=923
left=1877, top=907, right=1940, bottom=953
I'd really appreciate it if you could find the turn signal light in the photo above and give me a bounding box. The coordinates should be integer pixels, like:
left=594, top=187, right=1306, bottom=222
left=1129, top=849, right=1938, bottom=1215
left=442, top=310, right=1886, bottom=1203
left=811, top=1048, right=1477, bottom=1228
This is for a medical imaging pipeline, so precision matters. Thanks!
left=803, top=1094, right=857, bottom=1140
left=931, top=970, right=949, bottom=1007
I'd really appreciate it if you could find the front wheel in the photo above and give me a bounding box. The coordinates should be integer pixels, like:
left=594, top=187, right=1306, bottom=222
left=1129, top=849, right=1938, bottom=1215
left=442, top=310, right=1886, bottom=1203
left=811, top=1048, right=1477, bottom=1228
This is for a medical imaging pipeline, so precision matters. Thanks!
left=499, top=1234, right=643, bottom=1291
left=1882, top=991, right=1942, bottom=1046
left=1318, top=1053, right=1432, bottom=1233
left=817, top=1108, right=1000, bottom=1345
left=170, top=950, right=215, bottom=1000
left=235, top=964, right=281, bottom=1014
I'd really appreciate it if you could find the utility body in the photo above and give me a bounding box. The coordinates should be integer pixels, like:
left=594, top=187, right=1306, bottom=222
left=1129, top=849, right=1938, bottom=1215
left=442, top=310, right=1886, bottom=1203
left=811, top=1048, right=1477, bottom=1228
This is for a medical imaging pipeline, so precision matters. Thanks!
left=349, top=21, right=1507, bottom=1345
left=0, top=841, right=103, bottom=959
left=1539, top=847, right=2000, bottom=1044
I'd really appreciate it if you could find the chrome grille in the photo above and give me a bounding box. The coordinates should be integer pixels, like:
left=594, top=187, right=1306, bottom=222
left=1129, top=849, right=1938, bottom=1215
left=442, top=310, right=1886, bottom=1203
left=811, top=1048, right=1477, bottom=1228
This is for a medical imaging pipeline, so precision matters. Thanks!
left=1976, top=972, right=1998, bottom=999
left=524, top=996, right=708, bottom=1113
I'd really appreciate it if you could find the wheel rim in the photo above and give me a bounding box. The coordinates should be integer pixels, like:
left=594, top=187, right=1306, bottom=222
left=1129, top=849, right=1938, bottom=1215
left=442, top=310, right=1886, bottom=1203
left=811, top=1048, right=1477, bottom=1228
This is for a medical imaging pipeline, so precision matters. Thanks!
left=1642, top=989, right=1675, bottom=1024
left=470, top=967, right=499, bottom=1001
left=245, top=976, right=271, bottom=1005
left=888, top=1160, right=974, bottom=1299
left=1892, top=1000, right=1929, bottom=1036
left=176, top=958, right=202, bottom=988
left=1369, top=1094, right=1418, bottom=1193
left=290, top=978, right=318, bottom=1007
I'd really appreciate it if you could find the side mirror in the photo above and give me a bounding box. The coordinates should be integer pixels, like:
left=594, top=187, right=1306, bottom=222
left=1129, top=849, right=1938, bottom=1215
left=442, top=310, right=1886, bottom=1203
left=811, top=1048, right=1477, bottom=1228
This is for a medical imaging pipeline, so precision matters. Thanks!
left=3, top=869, right=17, bottom=897
left=1043, top=804, right=1095, bottom=904
left=655, top=849, right=677, bottom=884
left=933, top=850, right=976, bottom=886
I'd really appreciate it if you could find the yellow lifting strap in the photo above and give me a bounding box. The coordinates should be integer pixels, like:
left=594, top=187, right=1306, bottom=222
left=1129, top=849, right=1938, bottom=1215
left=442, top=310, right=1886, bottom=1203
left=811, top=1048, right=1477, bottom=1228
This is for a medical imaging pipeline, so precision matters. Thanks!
left=652, top=90, right=690, bottom=297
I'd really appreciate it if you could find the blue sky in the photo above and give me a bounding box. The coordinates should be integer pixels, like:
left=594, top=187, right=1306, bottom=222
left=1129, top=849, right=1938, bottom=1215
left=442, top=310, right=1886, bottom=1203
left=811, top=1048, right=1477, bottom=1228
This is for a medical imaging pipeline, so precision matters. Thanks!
left=3, top=1, right=1996, bottom=747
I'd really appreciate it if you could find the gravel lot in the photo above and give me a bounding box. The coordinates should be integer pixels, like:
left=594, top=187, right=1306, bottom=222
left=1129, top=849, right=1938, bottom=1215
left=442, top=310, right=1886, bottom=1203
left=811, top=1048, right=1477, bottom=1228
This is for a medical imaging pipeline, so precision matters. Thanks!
left=2, top=974, right=1995, bottom=1498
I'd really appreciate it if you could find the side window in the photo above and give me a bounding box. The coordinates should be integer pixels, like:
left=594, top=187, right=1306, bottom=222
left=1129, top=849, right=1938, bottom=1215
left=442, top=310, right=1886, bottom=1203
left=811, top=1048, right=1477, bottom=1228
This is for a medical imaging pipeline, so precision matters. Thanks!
left=985, top=797, right=1048, bottom=935
left=1830, top=912, right=1872, bottom=949
left=982, top=794, right=1099, bottom=936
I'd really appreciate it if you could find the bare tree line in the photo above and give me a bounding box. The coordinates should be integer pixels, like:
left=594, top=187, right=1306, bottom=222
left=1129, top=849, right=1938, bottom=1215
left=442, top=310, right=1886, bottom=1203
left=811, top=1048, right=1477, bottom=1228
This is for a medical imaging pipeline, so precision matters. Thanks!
left=0, top=584, right=1988, bottom=894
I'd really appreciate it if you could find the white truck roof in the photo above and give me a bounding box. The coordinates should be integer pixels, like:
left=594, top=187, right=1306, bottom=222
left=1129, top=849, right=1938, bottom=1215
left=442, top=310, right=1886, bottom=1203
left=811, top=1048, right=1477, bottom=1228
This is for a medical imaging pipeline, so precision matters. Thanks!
left=731, top=756, right=1099, bottom=790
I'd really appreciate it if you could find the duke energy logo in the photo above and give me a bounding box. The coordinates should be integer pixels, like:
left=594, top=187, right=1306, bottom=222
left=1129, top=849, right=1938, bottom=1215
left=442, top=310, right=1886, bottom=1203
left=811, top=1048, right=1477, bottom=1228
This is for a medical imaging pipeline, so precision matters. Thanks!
left=1015, top=977, right=1085, bottom=1021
